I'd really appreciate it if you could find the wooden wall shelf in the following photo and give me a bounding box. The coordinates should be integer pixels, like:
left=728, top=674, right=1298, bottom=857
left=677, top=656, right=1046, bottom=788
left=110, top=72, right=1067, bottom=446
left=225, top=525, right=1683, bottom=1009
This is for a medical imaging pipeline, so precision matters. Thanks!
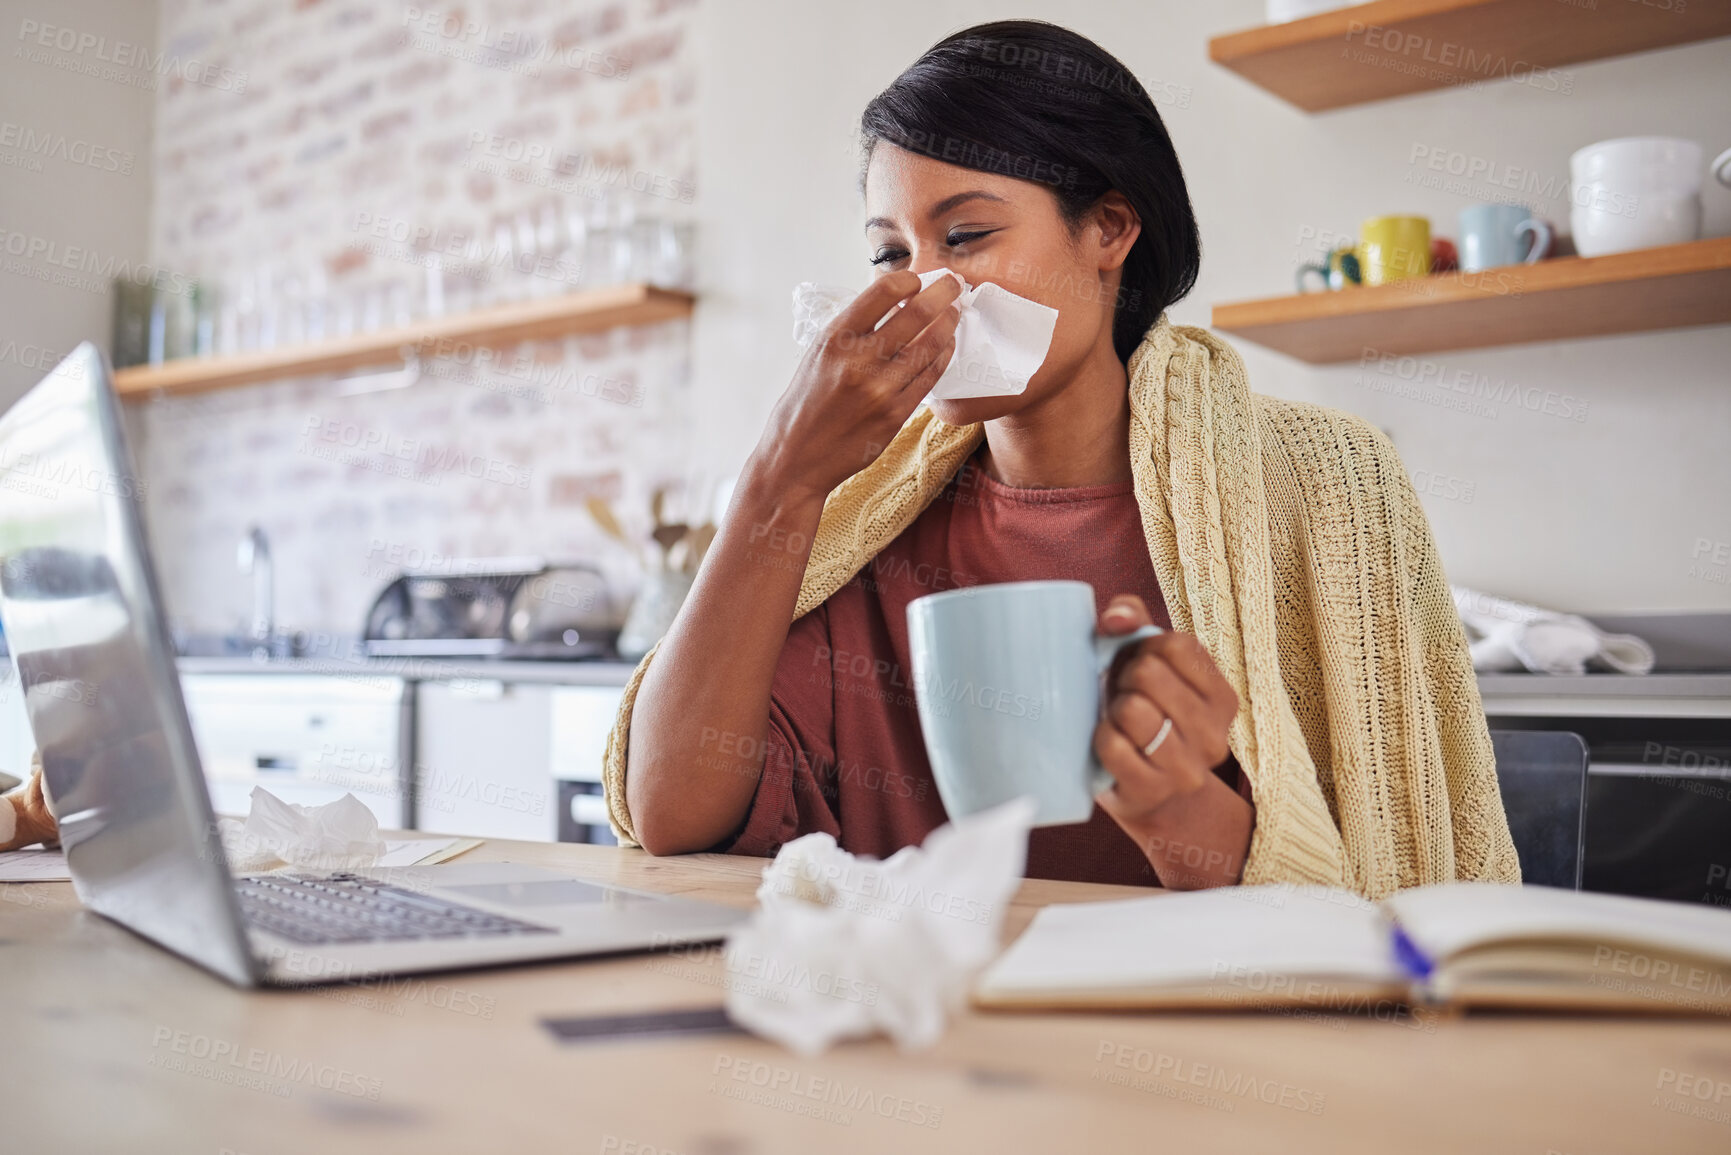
left=1210, top=0, right=1731, bottom=112
left=112, top=283, right=696, bottom=399
left=1211, top=236, right=1731, bottom=363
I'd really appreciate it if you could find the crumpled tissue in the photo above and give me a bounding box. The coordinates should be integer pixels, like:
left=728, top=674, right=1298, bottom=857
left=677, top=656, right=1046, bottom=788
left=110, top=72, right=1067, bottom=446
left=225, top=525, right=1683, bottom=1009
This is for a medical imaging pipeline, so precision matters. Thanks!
left=1452, top=586, right=1655, bottom=675
left=723, top=796, right=1034, bottom=1056
left=221, top=786, right=387, bottom=872
left=791, top=268, right=1059, bottom=403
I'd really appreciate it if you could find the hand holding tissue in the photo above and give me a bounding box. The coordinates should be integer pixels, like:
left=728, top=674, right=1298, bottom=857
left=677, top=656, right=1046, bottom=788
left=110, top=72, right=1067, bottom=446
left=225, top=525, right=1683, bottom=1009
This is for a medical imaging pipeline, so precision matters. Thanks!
left=791, top=269, right=1059, bottom=404
left=723, top=798, right=1034, bottom=1056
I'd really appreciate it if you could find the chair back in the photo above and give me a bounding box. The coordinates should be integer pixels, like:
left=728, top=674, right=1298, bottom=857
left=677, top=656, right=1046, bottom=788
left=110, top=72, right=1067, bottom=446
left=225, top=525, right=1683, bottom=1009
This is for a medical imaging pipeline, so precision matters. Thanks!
left=1490, top=729, right=1589, bottom=889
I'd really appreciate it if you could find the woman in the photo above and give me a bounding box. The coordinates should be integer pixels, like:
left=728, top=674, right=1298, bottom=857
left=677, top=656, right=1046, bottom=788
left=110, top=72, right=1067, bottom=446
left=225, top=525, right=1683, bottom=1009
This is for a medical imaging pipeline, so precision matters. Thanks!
left=606, top=20, right=1519, bottom=898
left=5, top=23, right=1516, bottom=896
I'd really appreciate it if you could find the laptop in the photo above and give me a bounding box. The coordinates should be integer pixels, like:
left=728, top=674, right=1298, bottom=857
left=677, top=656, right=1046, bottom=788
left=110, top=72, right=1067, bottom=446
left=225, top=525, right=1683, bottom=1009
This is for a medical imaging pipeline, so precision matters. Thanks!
left=0, top=344, right=745, bottom=986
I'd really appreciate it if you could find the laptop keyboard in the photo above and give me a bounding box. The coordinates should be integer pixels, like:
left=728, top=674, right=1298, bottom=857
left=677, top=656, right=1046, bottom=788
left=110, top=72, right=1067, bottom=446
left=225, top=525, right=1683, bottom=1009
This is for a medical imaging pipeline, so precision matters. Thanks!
left=236, top=873, right=557, bottom=946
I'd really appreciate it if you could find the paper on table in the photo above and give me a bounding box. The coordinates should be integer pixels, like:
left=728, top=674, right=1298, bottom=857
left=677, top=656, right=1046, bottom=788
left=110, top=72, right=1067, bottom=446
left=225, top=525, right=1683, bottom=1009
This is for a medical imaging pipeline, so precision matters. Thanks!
left=375, top=837, right=472, bottom=869
left=0, top=838, right=473, bottom=883
left=0, top=848, right=72, bottom=882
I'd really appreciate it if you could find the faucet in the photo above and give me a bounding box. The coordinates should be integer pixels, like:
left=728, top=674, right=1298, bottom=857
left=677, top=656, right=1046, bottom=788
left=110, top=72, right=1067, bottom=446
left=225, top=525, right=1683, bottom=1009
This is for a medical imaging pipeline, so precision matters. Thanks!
left=237, top=525, right=274, bottom=657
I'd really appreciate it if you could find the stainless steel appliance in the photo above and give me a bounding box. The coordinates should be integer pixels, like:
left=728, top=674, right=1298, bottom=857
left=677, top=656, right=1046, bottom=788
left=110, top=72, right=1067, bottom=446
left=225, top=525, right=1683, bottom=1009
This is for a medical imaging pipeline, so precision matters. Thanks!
left=1481, top=617, right=1731, bottom=912
left=362, top=559, right=620, bottom=660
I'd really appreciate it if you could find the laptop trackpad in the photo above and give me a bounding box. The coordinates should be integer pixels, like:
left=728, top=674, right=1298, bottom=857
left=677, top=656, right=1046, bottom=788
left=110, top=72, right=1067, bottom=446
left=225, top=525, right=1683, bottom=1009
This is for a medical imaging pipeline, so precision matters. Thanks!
left=446, top=879, right=620, bottom=907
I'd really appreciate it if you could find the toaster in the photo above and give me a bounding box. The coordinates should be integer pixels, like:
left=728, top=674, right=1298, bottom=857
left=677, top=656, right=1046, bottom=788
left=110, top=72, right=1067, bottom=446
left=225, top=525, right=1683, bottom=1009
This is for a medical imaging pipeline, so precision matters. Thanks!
left=362, top=557, right=620, bottom=660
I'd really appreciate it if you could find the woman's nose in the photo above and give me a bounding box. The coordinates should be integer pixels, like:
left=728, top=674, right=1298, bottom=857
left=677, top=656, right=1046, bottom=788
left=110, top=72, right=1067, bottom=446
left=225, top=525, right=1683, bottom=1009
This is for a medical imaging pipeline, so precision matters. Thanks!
left=906, top=251, right=946, bottom=278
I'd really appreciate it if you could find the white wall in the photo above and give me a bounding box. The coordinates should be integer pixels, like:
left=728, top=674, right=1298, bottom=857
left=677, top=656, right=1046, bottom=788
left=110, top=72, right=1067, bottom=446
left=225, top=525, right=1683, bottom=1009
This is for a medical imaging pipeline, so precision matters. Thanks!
left=0, top=0, right=157, bottom=403
left=691, top=0, right=1731, bottom=614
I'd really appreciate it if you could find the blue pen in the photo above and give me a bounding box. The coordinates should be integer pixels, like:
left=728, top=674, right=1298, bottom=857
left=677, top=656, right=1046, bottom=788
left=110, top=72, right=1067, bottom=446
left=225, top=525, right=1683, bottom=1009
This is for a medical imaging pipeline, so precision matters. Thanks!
left=1390, top=923, right=1444, bottom=1008
left=1391, top=924, right=1434, bottom=979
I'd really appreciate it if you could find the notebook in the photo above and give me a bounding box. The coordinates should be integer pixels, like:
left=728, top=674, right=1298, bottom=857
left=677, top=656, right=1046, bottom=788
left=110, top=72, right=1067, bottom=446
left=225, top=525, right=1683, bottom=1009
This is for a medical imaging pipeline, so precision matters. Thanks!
left=974, top=883, right=1731, bottom=1016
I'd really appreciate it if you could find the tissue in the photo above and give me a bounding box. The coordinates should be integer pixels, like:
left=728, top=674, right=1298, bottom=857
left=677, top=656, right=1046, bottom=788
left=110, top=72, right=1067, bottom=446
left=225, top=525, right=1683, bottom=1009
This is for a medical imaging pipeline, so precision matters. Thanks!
left=723, top=797, right=1034, bottom=1056
left=226, top=786, right=387, bottom=872
left=790, top=282, right=855, bottom=349
left=1452, top=586, right=1655, bottom=675
left=790, top=268, right=1059, bottom=404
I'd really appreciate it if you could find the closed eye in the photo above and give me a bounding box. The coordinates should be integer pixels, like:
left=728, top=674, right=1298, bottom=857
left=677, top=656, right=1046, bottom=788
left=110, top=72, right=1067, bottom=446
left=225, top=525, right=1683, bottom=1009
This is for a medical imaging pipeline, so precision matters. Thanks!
left=869, top=229, right=1000, bottom=267
left=944, top=229, right=997, bottom=247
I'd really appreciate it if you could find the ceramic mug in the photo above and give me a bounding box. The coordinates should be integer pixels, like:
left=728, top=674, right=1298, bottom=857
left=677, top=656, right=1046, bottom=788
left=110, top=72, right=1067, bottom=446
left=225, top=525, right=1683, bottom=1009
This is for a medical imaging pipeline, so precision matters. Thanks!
left=906, top=580, right=1160, bottom=827
left=1458, top=203, right=1553, bottom=272
left=1570, top=136, right=1712, bottom=257
left=1296, top=246, right=1362, bottom=292
left=1265, top=0, right=1358, bottom=22
left=1358, top=216, right=1431, bottom=284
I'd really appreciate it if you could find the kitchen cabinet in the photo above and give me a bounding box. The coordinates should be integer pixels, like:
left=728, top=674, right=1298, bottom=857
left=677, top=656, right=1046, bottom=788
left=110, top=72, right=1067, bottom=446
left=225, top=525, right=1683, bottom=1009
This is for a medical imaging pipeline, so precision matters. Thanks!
left=413, top=679, right=558, bottom=841
left=411, top=680, right=626, bottom=844
left=551, top=685, right=625, bottom=844
left=179, top=674, right=411, bottom=826
left=172, top=658, right=634, bottom=843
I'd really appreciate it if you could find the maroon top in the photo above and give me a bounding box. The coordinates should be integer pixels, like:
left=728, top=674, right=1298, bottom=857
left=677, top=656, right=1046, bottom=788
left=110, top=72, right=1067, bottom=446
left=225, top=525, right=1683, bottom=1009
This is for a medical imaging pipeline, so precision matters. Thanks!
left=715, top=451, right=1250, bottom=887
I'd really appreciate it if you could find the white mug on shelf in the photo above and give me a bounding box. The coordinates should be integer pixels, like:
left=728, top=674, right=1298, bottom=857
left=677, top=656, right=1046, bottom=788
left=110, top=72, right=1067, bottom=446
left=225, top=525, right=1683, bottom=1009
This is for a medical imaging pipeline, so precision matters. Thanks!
left=1265, top=0, right=1364, bottom=23
left=1569, top=136, right=1721, bottom=257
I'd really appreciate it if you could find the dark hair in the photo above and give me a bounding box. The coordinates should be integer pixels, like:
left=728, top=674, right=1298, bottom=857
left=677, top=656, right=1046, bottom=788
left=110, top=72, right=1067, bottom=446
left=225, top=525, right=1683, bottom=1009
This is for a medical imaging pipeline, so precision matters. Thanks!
left=859, top=20, right=1200, bottom=363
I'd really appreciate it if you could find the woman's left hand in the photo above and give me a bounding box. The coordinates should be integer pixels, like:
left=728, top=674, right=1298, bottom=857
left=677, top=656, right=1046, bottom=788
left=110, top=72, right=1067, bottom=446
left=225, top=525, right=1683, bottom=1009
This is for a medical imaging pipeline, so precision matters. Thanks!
left=1091, top=594, right=1240, bottom=823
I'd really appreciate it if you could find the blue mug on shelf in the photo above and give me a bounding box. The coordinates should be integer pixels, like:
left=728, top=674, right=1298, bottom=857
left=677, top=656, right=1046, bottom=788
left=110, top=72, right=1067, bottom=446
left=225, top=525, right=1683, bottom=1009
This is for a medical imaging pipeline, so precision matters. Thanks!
left=906, top=580, right=1160, bottom=828
left=1458, top=203, right=1553, bottom=272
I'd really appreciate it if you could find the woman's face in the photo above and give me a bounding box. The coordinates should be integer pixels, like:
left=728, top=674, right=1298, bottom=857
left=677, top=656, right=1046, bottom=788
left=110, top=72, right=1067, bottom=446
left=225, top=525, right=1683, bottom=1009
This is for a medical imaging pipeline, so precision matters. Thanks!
left=862, top=142, right=1139, bottom=425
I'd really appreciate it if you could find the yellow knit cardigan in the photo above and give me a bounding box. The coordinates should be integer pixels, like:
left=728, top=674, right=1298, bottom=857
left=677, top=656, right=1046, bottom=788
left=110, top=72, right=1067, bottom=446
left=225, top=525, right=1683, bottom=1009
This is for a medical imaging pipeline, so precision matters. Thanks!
left=602, top=318, right=1521, bottom=899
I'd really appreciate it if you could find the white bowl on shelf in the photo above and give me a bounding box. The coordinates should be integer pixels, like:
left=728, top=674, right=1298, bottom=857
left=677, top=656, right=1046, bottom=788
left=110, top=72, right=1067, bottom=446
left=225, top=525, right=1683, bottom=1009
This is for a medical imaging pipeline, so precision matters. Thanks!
left=1570, top=137, right=1705, bottom=257
left=1572, top=193, right=1701, bottom=257
left=1266, top=0, right=1366, bottom=23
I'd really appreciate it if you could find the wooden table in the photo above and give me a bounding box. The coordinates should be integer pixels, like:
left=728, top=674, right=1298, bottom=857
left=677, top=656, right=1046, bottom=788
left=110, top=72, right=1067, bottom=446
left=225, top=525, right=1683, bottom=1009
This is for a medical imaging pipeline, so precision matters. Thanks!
left=6, top=838, right=1729, bottom=1153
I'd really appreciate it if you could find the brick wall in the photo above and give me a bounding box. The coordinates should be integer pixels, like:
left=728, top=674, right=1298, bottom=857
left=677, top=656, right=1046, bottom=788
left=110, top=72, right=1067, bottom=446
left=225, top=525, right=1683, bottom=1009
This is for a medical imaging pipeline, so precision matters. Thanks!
left=136, top=0, right=701, bottom=641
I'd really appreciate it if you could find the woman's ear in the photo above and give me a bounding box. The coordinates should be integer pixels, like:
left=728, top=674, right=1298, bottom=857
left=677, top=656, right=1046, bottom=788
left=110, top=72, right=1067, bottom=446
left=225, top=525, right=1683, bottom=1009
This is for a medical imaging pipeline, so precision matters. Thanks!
left=1090, top=191, right=1142, bottom=273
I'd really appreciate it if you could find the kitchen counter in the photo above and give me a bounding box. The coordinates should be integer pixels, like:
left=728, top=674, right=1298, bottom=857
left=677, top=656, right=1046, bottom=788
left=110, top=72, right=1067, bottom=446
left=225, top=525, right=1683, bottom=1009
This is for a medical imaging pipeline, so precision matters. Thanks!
left=174, top=658, right=1729, bottom=714
left=175, top=655, right=640, bottom=686
left=1476, top=672, right=1731, bottom=718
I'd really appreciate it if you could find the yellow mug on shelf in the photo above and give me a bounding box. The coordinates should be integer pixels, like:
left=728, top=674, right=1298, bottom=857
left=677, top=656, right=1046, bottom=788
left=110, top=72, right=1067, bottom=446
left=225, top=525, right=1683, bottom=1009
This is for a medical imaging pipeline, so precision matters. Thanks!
left=1357, top=215, right=1431, bottom=285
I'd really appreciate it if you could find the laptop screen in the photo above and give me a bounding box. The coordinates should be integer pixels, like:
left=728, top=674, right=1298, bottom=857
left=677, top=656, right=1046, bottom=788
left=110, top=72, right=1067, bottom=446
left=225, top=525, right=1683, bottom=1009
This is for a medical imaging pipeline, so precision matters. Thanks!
left=0, top=344, right=256, bottom=985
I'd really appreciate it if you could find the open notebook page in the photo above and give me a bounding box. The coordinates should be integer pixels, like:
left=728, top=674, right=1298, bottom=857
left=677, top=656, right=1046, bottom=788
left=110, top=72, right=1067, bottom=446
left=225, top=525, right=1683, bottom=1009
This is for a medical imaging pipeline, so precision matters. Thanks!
left=1384, top=882, right=1731, bottom=966
left=0, top=848, right=74, bottom=882
left=977, top=885, right=1404, bottom=999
